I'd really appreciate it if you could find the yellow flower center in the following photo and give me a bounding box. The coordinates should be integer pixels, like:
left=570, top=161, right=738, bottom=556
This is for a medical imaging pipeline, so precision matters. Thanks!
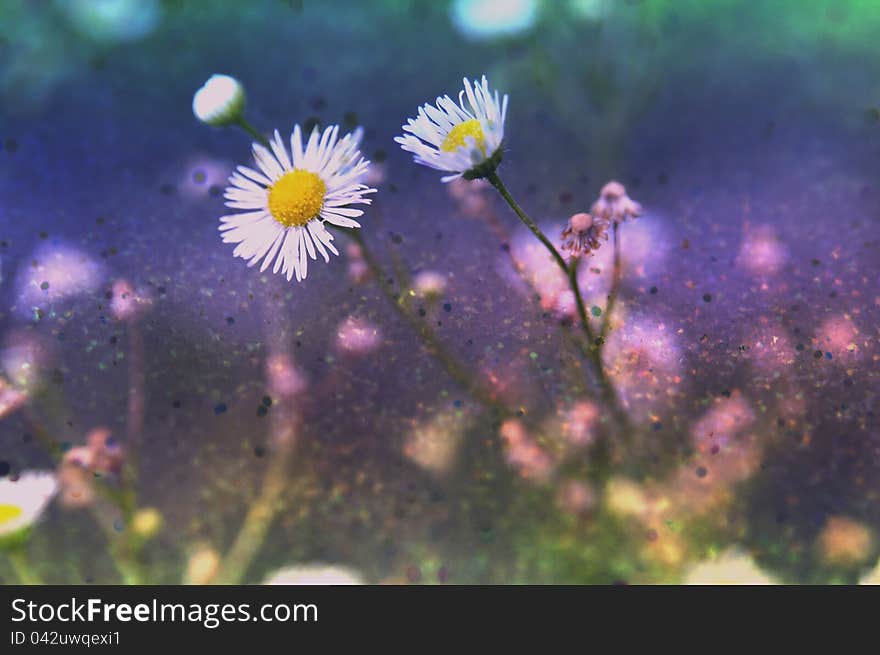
left=0, top=503, right=23, bottom=526
left=267, top=169, right=326, bottom=228
left=441, top=119, right=486, bottom=154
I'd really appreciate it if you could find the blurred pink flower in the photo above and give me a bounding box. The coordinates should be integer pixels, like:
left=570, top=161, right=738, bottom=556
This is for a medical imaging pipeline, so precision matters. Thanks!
left=346, top=243, right=371, bottom=284
left=504, top=230, right=569, bottom=312
left=603, top=315, right=682, bottom=419
left=58, top=451, right=96, bottom=508
left=86, top=428, right=124, bottom=476
left=742, top=318, right=796, bottom=375
left=0, top=377, right=27, bottom=420
left=816, top=316, right=861, bottom=362
left=111, top=279, right=152, bottom=322
left=335, top=316, right=382, bottom=355
left=590, top=180, right=641, bottom=224
left=556, top=480, right=596, bottom=515
left=266, top=354, right=307, bottom=398
left=447, top=177, right=492, bottom=219
left=560, top=401, right=599, bottom=447
left=57, top=428, right=123, bottom=509
left=690, top=393, right=755, bottom=453
left=499, top=419, right=554, bottom=483
left=737, top=225, right=788, bottom=277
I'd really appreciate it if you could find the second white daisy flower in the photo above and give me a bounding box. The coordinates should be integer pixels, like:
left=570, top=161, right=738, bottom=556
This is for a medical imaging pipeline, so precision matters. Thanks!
left=220, top=125, right=375, bottom=282
left=395, top=75, right=508, bottom=182
left=0, top=471, right=57, bottom=541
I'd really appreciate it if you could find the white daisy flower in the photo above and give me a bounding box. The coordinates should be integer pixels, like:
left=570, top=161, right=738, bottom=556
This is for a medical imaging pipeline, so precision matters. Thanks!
left=0, top=471, right=57, bottom=540
left=395, top=75, right=508, bottom=182
left=219, top=125, right=375, bottom=282
left=192, top=74, right=245, bottom=127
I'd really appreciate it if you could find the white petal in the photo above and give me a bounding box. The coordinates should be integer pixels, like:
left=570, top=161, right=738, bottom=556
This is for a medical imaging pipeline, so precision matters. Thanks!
left=297, top=228, right=308, bottom=280
left=321, top=212, right=361, bottom=229
left=259, top=229, right=285, bottom=272
left=274, top=228, right=297, bottom=275
left=307, top=220, right=330, bottom=262
left=291, top=124, right=304, bottom=167
left=252, top=143, right=284, bottom=181
left=302, top=224, right=317, bottom=260
left=314, top=221, right=340, bottom=256
left=271, top=129, right=292, bottom=170
left=236, top=165, right=271, bottom=187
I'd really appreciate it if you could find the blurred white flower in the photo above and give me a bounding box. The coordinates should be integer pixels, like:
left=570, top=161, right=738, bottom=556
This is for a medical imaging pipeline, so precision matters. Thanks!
left=404, top=410, right=472, bottom=476
left=264, top=564, right=364, bottom=585
left=568, top=0, right=609, bottom=21
left=0, top=471, right=57, bottom=540
left=861, top=562, right=880, bottom=585
left=451, top=0, right=538, bottom=40
left=59, top=0, right=160, bottom=43
left=684, top=550, right=777, bottom=585
left=14, top=243, right=103, bottom=319
left=185, top=546, right=221, bottom=585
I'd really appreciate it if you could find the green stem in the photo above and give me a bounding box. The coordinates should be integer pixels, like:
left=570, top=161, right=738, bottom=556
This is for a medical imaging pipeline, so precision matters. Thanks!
left=235, top=116, right=269, bottom=147
left=7, top=549, right=41, bottom=585
left=214, top=440, right=293, bottom=584
left=600, top=221, right=621, bottom=344
left=486, top=170, right=597, bottom=343
left=485, top=170, right=630, bottom=435
left=89, top=502, right=144, bottom=584
left=486, top=170, right=570, bottom=273
left=567, top=257, right=596, bottom=347
left=486, top=208, right=587, bottom=394
left=214, top=388, right=298, bottom=584
left=121, top=322, right=144, bottom=504
left=341, top=227, right=511, bottom=417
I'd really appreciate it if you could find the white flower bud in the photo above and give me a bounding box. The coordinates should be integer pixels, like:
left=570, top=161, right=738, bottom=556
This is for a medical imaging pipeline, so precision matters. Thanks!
left=192, top=74, right=244, bottom=127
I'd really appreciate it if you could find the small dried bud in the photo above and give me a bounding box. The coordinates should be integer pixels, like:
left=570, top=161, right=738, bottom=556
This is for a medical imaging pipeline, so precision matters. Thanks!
left=561, top=212, right=608, bottom=258
left=591, top=180, right=642, bottom=224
